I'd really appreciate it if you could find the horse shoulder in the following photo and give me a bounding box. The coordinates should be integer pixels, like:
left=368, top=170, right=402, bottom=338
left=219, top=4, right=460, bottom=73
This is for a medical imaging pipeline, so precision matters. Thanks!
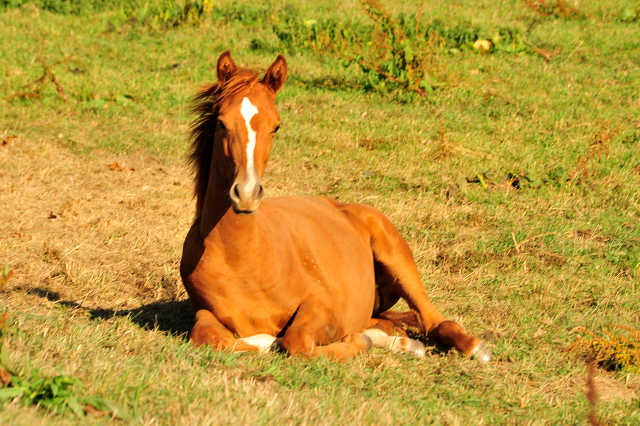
left=180, top=218, right=205, bottom=281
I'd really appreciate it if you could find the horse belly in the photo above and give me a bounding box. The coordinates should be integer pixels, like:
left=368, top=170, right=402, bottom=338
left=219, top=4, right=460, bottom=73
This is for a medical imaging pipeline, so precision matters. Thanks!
left=315, top=245, right=376, bottom=334
left=280, top=211, right=376, bottom=333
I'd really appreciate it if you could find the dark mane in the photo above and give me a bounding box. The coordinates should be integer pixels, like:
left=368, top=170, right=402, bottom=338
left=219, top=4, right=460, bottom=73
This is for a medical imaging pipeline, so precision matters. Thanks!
left=188, top=69, right=260, bottom=218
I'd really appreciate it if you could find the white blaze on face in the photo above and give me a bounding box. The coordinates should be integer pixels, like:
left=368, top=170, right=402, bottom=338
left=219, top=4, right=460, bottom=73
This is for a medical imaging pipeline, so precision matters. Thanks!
left=240, top=97, right=260, bottom=198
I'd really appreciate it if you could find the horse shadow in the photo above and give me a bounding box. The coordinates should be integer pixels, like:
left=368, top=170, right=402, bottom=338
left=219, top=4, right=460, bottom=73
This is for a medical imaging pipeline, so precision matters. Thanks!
left=25, top=288, right=488, bottom=355
left=28, top=288, right=195, bottom=337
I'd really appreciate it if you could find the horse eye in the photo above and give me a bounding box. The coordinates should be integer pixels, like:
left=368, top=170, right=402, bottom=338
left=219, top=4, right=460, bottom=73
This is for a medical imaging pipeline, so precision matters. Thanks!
left=272, top=125, right=280, bottom=134
left=218, top=120, right=227, bottom=131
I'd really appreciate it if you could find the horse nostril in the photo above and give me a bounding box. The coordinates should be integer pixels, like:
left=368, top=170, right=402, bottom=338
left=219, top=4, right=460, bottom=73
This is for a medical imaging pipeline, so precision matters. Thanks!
left=231, top=183, right=241, bottom=201
left=256, top=185, right=265, bottom=200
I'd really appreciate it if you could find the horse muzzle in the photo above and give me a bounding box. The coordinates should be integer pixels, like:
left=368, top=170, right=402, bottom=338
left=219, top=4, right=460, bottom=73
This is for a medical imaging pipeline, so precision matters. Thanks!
left=230, top=178, right=265, bottom=215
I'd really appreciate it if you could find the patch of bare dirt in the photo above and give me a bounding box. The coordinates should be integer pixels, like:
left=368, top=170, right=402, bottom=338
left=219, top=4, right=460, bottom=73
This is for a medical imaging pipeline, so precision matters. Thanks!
left=0, top=137, right=194, bottom=331
left=432, top=247, right=570, bottom=275
left=541, top=371, right=639, bottom=403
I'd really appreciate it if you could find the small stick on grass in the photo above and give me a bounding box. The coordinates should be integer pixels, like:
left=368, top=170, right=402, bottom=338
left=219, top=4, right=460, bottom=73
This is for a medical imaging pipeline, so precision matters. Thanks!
left=512, top=232, right=556, bottom=253
left=586, top=355, right=599, bottom=426
left=7, top=36, right=68, bottom=102
left=570, top=124, right=620, bottom=185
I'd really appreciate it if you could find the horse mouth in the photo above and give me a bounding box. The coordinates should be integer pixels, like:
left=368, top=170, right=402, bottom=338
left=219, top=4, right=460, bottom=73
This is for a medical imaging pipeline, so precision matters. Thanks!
left=232, top=206, right=258, bottom=215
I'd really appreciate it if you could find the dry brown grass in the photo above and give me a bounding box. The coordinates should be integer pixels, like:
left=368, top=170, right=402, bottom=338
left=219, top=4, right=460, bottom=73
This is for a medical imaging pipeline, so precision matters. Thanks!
left=1, top=2, right=640, bottom=422
left=1, top=135, right=192, bottom=328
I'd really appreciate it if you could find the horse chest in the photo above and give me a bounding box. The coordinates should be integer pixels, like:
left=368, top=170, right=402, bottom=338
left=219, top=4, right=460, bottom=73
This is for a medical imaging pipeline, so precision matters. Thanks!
left=190, top=249, right=305, bottom=336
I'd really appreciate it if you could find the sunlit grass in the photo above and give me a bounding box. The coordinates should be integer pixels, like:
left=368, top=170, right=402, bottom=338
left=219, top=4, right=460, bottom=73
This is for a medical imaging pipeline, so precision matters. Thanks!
left=1, top=0, right=639, bottom=424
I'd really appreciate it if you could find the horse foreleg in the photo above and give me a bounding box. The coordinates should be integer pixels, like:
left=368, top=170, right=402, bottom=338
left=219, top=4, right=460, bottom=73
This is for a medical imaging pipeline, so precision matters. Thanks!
left=191, top=309, right=278, bottom=353
left=279, top=301, right=371, bottom=361
left=314, top=333, right=372, bottom=361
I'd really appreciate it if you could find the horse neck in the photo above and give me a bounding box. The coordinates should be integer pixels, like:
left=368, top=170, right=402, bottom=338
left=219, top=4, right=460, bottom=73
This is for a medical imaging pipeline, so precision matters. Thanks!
left=198, top=142, right=261, bottom=249
left=199, top=141, right=232, bottom=238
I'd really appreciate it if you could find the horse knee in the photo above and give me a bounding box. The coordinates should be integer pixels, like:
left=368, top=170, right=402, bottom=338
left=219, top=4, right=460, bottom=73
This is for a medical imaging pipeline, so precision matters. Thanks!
left=190, top=309, right=234, bottom=347
left=280, top=327, right=316, bottom=358
left=190, top=322, right=221, bottom=347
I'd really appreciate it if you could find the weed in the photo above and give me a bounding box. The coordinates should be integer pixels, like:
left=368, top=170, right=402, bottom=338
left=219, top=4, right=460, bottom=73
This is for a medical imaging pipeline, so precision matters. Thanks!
left=121, top=0, right=214, bottom=29
left=619, top=6, right=640, bottom=22
left=0, top=266, right=12, bottom=291
left=586, top=357, right=600, bottom=426
left=2, top=271, right=125, bottom=418
left=570, top=125, right=618, bottom=185
left=0, top=0, right=124, bottom=14
left=462, top=166, right=569, bottom=191
left=7, top=37, right=70, bottom=102
left=0, top=311, right=126, bottom=418
left=272, top=2, right=534, bottom=97
left=565, top=325, right=640, bottom=373
left=309, top=0, right=445, bottom=97
left=461, top=124, right=622, bottom=192
left=524, top=0, right=584, bottom=20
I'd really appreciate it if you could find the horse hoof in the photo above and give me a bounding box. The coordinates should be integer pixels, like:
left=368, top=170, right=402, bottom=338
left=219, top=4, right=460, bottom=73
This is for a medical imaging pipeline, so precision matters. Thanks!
left=470, top=340, right=492, bottom=364
left=404, top=338, right=426, bottom=359
left=359, top=333, right=373, bottom=352
left=390, top=337, right=426, bottom=359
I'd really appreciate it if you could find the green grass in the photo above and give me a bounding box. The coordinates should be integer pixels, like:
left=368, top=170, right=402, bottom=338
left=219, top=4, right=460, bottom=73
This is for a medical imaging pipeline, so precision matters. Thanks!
left=1, top=0, right=639, bottom=424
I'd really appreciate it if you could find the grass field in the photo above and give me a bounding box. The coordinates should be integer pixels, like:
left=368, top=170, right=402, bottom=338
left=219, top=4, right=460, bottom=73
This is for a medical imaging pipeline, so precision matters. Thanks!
left=1, top=0, right=639, bottom=424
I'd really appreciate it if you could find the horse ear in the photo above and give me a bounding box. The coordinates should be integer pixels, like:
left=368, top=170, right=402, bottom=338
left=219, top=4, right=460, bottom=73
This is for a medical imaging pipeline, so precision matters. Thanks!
left=262, top=55, right=287, bottom=92
left=217, top=51, right=238, bottom=83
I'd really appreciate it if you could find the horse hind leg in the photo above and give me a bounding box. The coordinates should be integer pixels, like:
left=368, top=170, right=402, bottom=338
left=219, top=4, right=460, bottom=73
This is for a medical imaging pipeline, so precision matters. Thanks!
left=363, top=318, right=426, bottom=358
left=343, top=203, right=491, bottom=363
left=373, top=312, right=491, bottom=363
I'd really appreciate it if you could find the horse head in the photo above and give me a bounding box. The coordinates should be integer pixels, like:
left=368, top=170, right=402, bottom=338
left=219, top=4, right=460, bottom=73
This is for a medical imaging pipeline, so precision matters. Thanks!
left=213, top=52, right=287, bottom=215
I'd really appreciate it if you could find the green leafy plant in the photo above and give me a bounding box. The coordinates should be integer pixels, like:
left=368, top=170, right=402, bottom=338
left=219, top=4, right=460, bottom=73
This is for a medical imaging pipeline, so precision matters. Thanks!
left=271, top=2, right=534, bottom=97
left=121, top=0, right=213, bottom=28
left=0, top=298, right=126, bottom=418
left=0, top=0, right=125, bottom=14
left=0, top=0, right=214, bottom=24
left=307, top=0, right=446, bottom=97
left=619, top=6, right=640, bottom=23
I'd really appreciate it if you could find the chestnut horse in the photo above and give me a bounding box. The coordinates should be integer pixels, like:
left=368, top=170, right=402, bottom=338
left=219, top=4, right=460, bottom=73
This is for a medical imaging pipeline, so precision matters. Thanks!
left=180, top=51, right=491, bottom=363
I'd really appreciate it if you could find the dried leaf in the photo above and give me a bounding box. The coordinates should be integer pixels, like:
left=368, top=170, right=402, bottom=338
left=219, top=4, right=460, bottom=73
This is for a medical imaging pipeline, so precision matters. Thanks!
left=109, top=163, right=135, bottom=172
left=533, top=328, right=546, bottom=338
left=1, top=135, right=17, bottom=147
left=473, top=40, right=493, bottom=52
